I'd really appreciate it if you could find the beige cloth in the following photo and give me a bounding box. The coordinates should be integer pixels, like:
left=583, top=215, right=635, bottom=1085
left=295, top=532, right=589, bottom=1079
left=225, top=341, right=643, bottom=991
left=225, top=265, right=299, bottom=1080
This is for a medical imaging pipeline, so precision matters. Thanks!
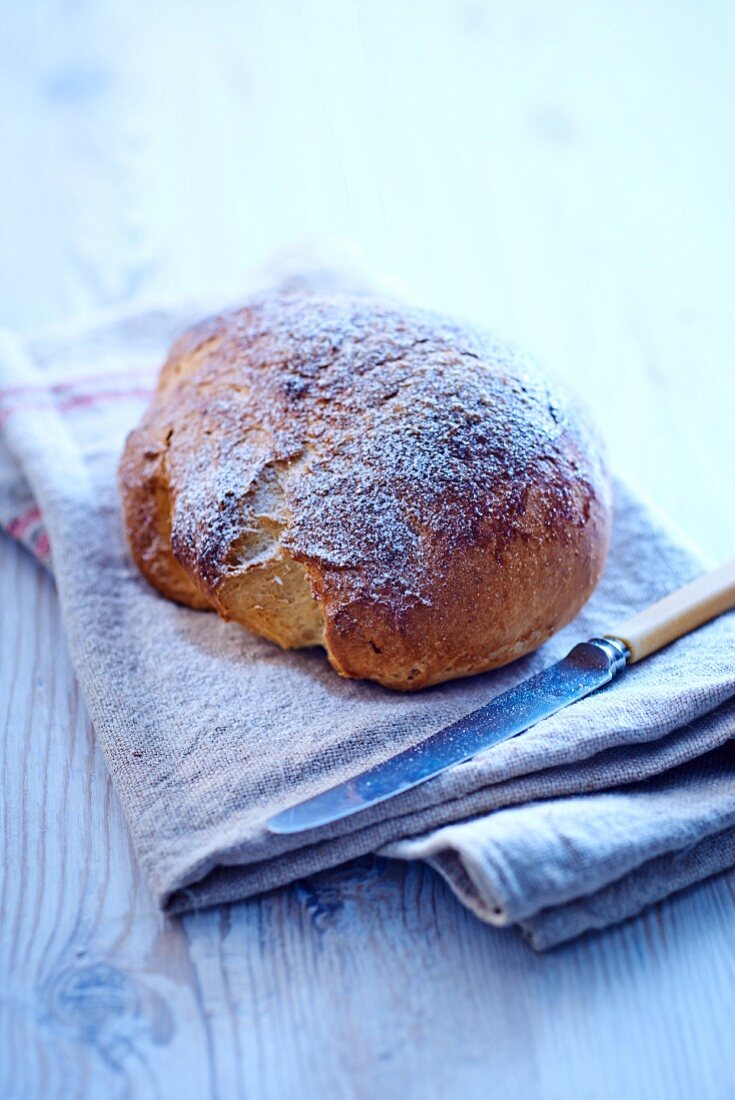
left=1, top=271, right=734, bottom=949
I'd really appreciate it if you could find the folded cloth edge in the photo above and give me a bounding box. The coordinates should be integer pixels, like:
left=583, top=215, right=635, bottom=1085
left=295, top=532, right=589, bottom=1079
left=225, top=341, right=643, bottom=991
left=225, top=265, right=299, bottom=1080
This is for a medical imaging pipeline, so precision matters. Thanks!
left=2, top=290, right=735, bottom=952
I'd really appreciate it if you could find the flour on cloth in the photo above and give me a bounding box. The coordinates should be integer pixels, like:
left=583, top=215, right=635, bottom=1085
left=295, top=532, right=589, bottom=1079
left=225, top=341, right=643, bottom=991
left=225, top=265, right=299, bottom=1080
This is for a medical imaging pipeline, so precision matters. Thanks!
left=1, top=269, right=734, bottom=949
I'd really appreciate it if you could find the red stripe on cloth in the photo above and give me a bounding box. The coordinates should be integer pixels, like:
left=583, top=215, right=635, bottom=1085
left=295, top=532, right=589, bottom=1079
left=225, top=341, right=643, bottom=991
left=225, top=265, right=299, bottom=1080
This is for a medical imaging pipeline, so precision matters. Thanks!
left=0, top=386, right=154, bottom=425
left=56, top=387, right=154, bottom=412
left=34, top=531, right=51, bottom=559
left=0, top=364, right=157, bottom=399
left=7, top=505, right=42, bottom=539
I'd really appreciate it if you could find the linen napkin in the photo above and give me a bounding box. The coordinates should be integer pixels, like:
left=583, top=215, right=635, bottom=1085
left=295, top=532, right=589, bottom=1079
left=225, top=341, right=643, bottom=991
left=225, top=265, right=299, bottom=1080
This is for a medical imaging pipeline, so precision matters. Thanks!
left=2, top=270, right=734, bottom=950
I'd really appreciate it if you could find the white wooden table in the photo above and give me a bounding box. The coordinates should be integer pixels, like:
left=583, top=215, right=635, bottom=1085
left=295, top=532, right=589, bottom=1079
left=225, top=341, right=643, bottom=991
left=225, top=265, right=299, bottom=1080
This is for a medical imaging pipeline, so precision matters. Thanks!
left=2, top=2, right=735, bottom=1096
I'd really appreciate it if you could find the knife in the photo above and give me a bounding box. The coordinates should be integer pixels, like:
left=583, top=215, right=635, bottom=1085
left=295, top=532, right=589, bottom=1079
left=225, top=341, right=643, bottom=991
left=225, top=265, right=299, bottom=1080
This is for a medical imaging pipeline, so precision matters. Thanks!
left=267, top=558, right=735, bottom=835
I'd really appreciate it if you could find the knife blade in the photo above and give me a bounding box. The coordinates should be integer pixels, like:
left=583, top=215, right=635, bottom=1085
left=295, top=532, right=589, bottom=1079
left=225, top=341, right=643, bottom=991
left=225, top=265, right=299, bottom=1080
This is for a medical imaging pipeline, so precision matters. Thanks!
left=268, top=556, right=735, bottom=834
left=267, top=637, right=629, bottom=835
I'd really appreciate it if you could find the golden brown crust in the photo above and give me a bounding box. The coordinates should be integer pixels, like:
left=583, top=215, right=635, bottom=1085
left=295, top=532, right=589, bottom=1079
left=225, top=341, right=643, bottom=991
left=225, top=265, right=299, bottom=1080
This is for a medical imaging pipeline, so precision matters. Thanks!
left=119, top=291, right=611, bottom=690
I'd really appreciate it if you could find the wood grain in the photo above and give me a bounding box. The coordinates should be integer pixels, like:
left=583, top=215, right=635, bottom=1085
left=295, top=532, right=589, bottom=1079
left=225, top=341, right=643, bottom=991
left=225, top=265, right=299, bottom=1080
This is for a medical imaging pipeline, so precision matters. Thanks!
left=2, top=1, right=735, bottom=1097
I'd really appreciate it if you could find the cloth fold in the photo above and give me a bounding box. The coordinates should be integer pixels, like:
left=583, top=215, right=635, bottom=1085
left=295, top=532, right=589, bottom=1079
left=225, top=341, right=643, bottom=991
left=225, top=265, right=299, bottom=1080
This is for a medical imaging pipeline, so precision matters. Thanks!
left=1, top=272, right=734, bottom=949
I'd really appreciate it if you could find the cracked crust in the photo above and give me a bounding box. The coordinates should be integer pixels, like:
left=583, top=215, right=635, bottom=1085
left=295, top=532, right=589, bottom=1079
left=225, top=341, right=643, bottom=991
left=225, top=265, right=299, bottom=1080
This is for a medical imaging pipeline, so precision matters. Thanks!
left=119, top=291, right=611, bottom=690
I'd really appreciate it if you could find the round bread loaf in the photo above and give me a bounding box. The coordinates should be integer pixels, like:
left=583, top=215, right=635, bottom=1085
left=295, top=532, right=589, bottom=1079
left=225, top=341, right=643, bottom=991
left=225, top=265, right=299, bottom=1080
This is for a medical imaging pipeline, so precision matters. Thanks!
left=119, top=291, right=611, bottom=690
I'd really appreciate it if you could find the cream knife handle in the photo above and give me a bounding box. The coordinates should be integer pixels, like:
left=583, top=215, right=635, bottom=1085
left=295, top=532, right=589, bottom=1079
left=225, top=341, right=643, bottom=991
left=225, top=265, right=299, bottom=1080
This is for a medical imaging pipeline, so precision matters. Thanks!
left=605, top=558, right=735, bottom=664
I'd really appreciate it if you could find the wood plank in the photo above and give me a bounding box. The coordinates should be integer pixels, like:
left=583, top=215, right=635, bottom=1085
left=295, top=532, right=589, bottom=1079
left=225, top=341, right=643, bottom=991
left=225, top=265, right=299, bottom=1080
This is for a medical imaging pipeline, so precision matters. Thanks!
left=2, top=0, right=735, bottom=1097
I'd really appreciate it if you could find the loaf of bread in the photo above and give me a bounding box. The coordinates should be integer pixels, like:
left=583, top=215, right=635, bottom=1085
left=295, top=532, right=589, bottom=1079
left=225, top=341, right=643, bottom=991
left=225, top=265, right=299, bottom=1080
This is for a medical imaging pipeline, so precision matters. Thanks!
left=119, top=291, right=611, bottom=690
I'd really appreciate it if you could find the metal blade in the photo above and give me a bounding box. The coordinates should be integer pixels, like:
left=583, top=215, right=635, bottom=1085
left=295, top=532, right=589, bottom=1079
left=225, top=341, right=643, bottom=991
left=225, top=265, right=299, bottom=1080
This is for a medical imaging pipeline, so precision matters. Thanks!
left=267, top=638, right=629, bottom=835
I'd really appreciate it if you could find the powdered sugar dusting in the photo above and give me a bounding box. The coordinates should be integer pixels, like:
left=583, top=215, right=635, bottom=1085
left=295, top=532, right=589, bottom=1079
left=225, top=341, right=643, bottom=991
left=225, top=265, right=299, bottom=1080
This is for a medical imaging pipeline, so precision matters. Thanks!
left=147, top=292, right=606, bottom=634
